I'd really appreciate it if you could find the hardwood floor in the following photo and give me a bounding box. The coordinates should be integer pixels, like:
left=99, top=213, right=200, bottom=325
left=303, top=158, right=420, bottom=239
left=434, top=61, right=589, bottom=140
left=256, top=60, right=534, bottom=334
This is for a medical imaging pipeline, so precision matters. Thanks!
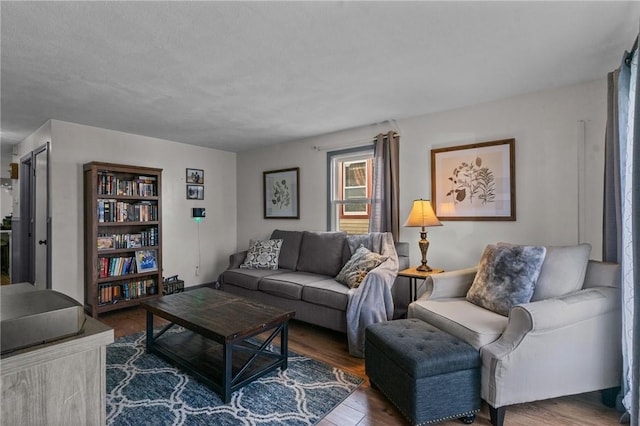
left=100, top=306, right=621, bottom=426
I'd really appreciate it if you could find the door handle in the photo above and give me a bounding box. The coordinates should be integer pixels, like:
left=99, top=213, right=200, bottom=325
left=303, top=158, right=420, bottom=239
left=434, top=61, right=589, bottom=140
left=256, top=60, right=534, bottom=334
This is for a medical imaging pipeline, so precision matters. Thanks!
left=38, top=240, right=47, bottom=245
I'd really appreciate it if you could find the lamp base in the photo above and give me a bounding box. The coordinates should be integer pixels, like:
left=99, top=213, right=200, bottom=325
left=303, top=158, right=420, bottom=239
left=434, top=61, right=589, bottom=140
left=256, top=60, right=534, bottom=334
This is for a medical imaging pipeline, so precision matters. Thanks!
left=416, top=228, right=433, bottom=273
left=416, top=264, right=433, bottom=272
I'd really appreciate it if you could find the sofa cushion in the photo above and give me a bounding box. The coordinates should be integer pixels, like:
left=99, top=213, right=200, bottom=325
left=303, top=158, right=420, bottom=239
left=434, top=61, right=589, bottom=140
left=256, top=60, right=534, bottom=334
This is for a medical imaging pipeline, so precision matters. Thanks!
left=531, top=244, right=591, bottom=301
left=335, top=245, right=386, bottom=288
left=222, top=268, right=290, bottom=291
left=408, top=298, right=508, bottom=350
left=259, top=272, right=328, bottom=300
left=270, top=230, right=303, bottom=270
left=466, top=244, right=546, bottom=316
left=240, top=239, right=283, bottom=270
left=296, top=231, right=347, bottom=276
left=302, top=278, right=350, bottom=310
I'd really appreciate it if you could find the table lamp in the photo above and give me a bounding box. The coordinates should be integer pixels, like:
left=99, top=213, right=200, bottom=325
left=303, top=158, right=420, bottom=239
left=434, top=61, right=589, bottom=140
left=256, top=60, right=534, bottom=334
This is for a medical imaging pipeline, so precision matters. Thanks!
left=403, top=199, right=442, bottom=271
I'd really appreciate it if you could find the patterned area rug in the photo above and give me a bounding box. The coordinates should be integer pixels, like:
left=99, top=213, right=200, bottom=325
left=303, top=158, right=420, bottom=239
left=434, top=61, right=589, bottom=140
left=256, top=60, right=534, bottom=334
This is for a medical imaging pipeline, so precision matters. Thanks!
left=106, top=328, right=363, bottom=425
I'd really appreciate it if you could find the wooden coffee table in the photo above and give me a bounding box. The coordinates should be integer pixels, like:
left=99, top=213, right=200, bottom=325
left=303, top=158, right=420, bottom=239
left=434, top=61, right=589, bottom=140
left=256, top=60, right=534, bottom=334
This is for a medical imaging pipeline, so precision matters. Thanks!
left=141, top=288, right=295, bottom=403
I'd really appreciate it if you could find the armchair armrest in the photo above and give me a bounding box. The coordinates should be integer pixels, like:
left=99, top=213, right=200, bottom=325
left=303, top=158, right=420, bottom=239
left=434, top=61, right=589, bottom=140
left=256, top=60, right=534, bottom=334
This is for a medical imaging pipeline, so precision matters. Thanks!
left=425, top=267, right=478, bottom=299
left=480, top=286, right=622, bottom=407
left=228, top=251, right=247, bottom=269
left=512, top=286, right=621, bottom=332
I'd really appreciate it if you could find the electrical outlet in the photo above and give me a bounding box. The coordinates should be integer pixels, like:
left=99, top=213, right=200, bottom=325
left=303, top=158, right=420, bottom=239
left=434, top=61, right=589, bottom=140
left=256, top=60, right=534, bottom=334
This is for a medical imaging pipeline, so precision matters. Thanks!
left=195, top=265, right=200, bottom=276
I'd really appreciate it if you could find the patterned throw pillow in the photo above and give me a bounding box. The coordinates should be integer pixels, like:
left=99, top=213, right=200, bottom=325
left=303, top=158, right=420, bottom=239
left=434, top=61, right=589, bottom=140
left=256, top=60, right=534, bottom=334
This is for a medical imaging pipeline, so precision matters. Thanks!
left=466, top=244, right=547, bottom=316
left=239, top=239, right=283, bottom=270
left=335, top=245, right=386, bottom=289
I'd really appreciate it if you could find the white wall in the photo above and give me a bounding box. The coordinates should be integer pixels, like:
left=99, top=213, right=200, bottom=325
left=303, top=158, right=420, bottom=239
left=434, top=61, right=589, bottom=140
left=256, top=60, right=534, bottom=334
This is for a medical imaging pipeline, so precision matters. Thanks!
left=236, top=79, right=607, bottom=270
left=40, top=120, right=236, bottom=302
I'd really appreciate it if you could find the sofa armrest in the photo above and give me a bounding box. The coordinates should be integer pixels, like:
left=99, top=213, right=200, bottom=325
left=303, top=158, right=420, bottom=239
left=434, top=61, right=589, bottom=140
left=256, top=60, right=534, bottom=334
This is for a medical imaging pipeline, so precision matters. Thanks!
left=424, top=267, right=478, bottom=300
left=480, top=286, right=622, bottom=407
left=228, top=251, right=247, bottom=269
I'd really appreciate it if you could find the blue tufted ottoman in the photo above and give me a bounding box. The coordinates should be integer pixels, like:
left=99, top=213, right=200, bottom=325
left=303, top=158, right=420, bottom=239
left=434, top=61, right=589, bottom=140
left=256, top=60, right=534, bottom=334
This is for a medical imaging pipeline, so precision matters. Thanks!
left=365, top=319, right=481, bottom=425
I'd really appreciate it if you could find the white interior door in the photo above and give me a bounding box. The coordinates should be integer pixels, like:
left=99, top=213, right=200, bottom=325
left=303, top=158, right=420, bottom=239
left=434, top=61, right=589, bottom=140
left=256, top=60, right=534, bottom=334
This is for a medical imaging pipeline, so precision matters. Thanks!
left=33, top=146, right=49, bottom=290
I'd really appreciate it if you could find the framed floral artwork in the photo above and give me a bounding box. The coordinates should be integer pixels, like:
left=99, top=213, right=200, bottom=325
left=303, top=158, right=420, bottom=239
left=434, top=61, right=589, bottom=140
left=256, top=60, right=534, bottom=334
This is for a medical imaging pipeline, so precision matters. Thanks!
left=431, top=139, right=515, bottom=221
left=263, top=167, right=300, bottom=219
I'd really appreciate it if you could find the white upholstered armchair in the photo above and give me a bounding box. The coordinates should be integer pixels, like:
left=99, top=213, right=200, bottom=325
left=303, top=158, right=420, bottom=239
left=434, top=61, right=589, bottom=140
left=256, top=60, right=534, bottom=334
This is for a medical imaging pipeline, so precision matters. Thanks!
left=408, top=244, right=622, bottom=426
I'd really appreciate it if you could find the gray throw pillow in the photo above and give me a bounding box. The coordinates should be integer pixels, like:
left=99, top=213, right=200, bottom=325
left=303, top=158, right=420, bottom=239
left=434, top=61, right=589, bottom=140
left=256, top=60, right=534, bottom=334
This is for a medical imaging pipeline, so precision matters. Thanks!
left=466, top=244, right=547, bottom=316
left=239, top=239, right=283, bottom=270
left=296, top=231, right=347, bottom=276
left=270, top=229, right=303, bottom=270
left=335, top=245, right=387, bottom=289
left=496, top=242, right=591, bottom=300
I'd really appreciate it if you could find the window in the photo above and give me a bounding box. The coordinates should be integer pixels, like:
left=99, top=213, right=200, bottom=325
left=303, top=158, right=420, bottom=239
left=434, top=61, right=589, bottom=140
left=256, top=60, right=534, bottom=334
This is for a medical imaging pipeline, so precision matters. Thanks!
left=327, top=147, right=374, bottom=234
left=342, top=160, right=369, bottom=216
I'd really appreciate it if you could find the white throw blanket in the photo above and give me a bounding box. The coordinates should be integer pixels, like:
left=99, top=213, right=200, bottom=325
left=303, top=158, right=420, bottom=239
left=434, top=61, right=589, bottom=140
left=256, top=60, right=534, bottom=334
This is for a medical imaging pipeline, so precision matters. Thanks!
left=346, top=232, right=399, bottom=357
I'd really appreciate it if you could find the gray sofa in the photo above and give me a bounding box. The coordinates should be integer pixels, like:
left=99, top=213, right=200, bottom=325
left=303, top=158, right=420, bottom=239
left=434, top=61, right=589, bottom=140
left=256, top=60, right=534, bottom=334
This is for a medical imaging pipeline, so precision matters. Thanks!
left=219, top=230, right=410, bottom=337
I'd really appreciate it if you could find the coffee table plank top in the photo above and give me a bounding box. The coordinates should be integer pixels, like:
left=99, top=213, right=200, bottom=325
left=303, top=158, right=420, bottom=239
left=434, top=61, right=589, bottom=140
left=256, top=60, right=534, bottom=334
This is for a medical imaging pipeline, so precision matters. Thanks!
left=141, top=288, right=295, bottom=343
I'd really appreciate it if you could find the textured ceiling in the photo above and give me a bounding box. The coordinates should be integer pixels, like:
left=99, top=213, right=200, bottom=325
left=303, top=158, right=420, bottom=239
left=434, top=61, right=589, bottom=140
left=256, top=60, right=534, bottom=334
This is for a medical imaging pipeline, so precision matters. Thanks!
left=1, top=1, right=639, bottom=152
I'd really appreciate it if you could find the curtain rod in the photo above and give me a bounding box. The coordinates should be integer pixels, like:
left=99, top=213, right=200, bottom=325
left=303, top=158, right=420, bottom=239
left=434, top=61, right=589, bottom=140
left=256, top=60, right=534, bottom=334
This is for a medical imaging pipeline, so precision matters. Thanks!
left=312, top=132, right=399, bottom=152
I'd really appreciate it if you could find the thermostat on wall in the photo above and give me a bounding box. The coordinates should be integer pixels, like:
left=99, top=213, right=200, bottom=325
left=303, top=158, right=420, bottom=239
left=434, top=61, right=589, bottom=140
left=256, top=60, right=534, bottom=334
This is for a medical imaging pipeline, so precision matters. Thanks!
left=192, top=208, right=206, bottom=218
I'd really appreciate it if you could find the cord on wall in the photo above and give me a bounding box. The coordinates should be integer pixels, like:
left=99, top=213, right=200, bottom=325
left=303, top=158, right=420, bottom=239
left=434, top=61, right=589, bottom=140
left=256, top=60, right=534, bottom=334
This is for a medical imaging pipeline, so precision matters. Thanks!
left=196, top=220, right=202, bottom=276
left=577, top=120, right=586, bottom=245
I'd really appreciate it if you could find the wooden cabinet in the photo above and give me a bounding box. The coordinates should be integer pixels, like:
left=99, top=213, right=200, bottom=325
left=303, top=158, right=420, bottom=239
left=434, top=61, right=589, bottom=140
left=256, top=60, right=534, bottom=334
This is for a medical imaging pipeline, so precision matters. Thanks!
left=1, top=315, right=113, bottom=425
left=84, top=162, right=163, bottom=317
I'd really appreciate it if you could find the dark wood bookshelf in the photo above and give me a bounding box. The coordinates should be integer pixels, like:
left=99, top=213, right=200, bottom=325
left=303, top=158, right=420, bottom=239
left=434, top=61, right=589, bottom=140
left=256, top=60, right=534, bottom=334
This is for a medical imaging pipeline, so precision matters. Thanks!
left=84, top=162, right=163, bottom=318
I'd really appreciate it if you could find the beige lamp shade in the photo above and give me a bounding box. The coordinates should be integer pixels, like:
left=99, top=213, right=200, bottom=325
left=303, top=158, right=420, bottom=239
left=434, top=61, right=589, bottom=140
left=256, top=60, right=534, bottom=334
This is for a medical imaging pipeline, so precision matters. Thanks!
left=403, top=199, right=441, bottom=272
left=403, top=199, right=442, bottom=228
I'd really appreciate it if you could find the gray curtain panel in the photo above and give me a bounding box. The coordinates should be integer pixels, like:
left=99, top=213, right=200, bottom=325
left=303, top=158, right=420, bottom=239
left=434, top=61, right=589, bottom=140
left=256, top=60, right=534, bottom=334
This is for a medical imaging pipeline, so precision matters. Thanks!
left=605, top=44, right=640, bottom=425
left=628, top=47, right=640, bottom=426
left=603, top=68, right=621, bottom=264
left=369, top=132, right=400, bottom=241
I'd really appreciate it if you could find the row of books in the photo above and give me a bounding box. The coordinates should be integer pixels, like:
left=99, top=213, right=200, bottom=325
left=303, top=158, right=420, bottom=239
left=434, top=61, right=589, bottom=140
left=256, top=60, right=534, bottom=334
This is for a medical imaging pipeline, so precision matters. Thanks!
left=99, top=250, right=158, bottom=278
left=97, top=279, right=158, bottom=305
left=97, top=200, right=158, bottom=223
left=97, top=228, right=159, bottom=250
left=98, top=256, right=137, bottom=278
left=97, top=172, right=157, bottom=197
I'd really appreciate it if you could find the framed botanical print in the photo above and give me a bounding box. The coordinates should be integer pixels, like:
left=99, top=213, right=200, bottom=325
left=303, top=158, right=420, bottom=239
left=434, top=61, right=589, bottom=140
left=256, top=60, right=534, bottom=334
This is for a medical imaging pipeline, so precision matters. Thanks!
left=431, top=139, right=515, bottom=221
left=263, top=167, right=300, bottom=219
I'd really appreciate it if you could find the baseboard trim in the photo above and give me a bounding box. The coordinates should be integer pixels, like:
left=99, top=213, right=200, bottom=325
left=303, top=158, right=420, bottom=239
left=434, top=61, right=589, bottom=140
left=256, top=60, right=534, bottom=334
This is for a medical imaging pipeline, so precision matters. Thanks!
left=184, top=282, right=217, bottom=291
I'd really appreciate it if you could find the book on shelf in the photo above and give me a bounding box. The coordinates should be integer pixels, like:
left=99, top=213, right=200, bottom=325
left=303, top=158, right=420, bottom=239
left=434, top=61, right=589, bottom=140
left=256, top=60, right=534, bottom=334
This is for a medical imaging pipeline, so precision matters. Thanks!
left=97, top=171, right=157, bottom=197
left=97, top=228, right=158, bottom=250
left=97, top=278, right=157, bottom=305
left=98, top=255, right=137, bottom=278
left=97, top=200, right=158, bottom=223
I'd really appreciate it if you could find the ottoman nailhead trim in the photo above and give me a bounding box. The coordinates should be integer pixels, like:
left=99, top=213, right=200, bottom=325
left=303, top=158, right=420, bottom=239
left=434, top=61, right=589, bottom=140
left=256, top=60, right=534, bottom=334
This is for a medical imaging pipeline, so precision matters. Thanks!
left=417, top=409, right=480, bottom=425
left=372, top=379, right=479, bottom=426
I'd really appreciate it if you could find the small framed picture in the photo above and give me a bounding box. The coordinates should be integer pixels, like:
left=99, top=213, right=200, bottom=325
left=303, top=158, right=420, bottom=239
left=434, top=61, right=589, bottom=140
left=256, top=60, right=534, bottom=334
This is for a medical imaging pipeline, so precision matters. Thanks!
left=187, top=185, right=204, bottom=200
left=127, top=234, right=142, bottom=248
left=186, top=168, right=204, bottom=184
left=135, top=249, right=158, bottom=273
left=97, top=236, right=115, bottom=250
